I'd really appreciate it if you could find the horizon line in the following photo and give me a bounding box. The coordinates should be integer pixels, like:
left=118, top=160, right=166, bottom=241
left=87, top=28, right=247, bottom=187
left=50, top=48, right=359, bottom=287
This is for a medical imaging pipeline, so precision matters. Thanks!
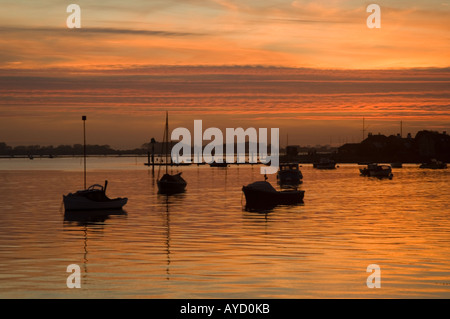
left=1, top=64, right=450, bottom=73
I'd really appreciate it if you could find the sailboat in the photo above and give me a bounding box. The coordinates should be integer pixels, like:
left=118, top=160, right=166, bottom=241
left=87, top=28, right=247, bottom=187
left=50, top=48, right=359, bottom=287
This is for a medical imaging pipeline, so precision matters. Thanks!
left=157, top=112, right=187, bottom=194
left=63, top=116, right=128, bottom=211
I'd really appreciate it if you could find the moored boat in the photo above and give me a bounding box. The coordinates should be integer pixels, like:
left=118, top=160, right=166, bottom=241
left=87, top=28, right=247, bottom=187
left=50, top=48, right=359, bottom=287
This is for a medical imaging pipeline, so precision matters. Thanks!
left=63, top=181, right=128, bottom=211
left=277, top=162, right=303, bottom=188
left=157, top=172, right=187, bottom=194
left=157, top=112, right=187, bottom=194
left=360, top=164, right=393, bottom=178
left=242, top=181, right=304, bottom=209
left=419, top=159, right=447, bottom=169
left=63, top=116, right=127, bottom=211
left=313, top=158, right=336, bottom=169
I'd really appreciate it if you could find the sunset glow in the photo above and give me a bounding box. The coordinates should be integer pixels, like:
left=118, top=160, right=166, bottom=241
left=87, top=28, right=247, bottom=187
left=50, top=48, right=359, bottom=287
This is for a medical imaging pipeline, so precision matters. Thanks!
left=0, top=1, right=449, bottom=148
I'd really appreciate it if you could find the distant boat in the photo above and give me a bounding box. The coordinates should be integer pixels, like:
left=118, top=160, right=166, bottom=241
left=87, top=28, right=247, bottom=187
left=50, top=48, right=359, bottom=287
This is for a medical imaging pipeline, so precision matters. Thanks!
left=419, top=159, right=447, bottom=169
left=28, top=154, right=34, bottom=160
left=277, top=162, right=303, bottom=188
left=242, top=180, right=304, bottom=209
left=63, top=180, right=128, bottom=211
left=390, top=162, right=403, bottom=168
left=209, top=162, right=228, bottom=168
left=63, top=115, right=127, bottom=211
left=157, top=112, right=187, bottom=194
left=360, top=164, right=393, bottom=179
left=145, top=162, right=191, bottom=167
left=313, top=158, right=336, bottom=169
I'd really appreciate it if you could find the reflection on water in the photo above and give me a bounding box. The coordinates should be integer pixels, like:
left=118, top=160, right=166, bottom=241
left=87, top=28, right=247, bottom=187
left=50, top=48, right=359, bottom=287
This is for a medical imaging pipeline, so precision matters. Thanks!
left=0, top=158, right=449, bottom=298
left=64, top=209, right=128, bottom=224
left=62, top=209, right=128, bottom=287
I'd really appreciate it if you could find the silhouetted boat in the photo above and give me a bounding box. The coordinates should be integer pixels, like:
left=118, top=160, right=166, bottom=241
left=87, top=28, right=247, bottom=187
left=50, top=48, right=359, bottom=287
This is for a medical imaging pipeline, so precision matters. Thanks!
left=419, top=159, right=447, bottom=169
left=313, top=158, right=336, bottom=169
left=242, top=181, right=304, bottom=209
left=277, top=162, right=303, bottom=187
left=157, top=112, right=187, bottom=194
left=63, top=116, right=127, bottom=211
left=390, top=162, right=403, bottom=168
left=360, top=164, right=393, bottom=178
left=63, top=180, right=128, bottom=211
left=158, top=172, right=187, bottom=194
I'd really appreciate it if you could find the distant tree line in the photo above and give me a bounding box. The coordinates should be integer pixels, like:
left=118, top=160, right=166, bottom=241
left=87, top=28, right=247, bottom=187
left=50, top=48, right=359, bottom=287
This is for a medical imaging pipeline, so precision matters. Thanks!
left=3, top=130, right=447, bottom=162
left=0, top=142, right=149, bottom=156
left=336, top=130, right=450, bottom=163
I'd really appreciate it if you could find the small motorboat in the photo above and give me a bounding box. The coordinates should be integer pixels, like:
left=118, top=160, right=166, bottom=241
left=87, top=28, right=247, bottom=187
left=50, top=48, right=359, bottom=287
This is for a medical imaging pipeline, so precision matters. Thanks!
left=63, top=180, right=128, bottom=211
left=360, top=164, right=393, bottom=179
left=242, top=180, right=304, bottom=209
left=313, top=158, right=336, bottom=169
left=63, top=116, right=127, bottom=211
left=277, top=163, right=303, bottom=188
left=419, top=159, right=447, bottom=169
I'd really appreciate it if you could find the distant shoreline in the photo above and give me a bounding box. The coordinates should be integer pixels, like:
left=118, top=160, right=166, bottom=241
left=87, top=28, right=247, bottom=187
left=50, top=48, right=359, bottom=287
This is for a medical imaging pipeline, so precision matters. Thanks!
left=0, top=155, right=436, bottom=165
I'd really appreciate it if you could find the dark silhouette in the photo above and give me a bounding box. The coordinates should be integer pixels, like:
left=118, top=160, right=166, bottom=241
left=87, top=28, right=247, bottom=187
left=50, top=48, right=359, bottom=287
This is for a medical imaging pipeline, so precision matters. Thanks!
left=337, top=130, right=449, bottom=163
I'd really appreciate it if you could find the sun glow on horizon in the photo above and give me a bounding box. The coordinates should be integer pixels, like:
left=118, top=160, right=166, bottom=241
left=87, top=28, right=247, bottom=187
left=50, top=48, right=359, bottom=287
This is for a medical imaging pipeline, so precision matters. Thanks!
left=0, top=1, right=448, bottom=148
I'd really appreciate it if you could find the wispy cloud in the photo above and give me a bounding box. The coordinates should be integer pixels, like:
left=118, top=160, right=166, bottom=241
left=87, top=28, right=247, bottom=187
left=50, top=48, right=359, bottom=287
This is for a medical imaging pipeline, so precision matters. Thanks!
left=0, top=26, right=203, bottom=37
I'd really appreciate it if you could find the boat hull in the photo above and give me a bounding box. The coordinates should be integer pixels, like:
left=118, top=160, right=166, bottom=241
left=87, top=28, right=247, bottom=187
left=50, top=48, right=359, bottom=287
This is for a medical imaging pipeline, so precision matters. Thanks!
left=242, top=186, right=304, bottom=209
left=63, top=195, right=128, bottom=211
left=360, top=165, right=393, bottom=178
left=419, top=163, right=447, bottom=169
left=157, top=172, right=187, bottom=195
left=157, top=180, right=187, bottom=194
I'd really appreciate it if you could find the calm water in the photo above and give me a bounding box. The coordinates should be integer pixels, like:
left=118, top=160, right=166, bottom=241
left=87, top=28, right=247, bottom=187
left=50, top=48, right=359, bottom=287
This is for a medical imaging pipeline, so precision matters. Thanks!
left=0, top=157, right=449, bottom=298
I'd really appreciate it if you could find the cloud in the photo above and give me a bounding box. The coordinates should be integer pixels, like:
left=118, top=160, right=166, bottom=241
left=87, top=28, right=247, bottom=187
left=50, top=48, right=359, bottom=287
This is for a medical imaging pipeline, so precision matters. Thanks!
left=0, top=26, right=203, bottom=37
left=0, top=1, right=449, bottom=69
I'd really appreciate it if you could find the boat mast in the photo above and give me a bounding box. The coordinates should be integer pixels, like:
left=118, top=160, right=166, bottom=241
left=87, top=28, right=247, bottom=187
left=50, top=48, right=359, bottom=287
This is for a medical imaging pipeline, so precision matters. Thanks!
left=82, top=115, right=87, bottom=189
left=165, top=111, right=169, bottom=174
left=362, top=117, right=366, bottom=142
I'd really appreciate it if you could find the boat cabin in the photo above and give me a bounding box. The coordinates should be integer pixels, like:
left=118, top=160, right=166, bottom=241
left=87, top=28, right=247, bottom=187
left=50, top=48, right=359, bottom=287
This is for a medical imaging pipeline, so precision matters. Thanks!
left=279, top=163, right=300, bottom=171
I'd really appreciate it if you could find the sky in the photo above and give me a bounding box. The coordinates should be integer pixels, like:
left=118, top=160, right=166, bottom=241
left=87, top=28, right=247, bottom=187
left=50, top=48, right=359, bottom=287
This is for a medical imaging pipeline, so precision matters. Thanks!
left=0, top=0, right=449, bottom=148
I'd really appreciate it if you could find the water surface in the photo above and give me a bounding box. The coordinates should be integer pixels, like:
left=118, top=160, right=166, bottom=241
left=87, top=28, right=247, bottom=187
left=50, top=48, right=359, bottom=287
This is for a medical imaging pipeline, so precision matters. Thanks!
left=0, top=157, right=449, bottom=298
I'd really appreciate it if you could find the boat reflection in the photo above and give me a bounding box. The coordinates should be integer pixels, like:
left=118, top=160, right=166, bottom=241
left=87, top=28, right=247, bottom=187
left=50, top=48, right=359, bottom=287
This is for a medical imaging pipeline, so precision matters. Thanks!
left=64, top=208, right=127, bottom=224
left=157, top=193, right=185, bottom=280
left=62, top=209, right=127, bottom=282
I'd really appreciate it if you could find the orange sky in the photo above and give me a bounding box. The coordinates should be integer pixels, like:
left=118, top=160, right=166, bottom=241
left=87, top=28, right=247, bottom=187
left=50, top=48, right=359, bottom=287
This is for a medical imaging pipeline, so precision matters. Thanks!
left=1, top=66, right=448, bottom=148
left=0, top=1, right=449, bottom=69
left=0, top=1, right=449, bottom=148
